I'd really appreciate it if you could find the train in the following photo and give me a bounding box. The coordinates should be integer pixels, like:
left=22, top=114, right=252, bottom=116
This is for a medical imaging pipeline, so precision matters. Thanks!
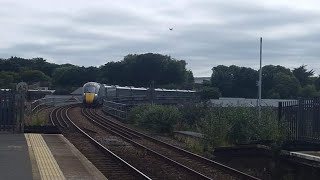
left=83, top=82, right=196, bottom=106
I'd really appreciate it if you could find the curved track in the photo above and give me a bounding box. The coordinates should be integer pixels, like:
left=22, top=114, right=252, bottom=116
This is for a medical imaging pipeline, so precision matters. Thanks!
left=82, top=107, right=260, bottom=180
left=49, top=104, right=151, bottom=180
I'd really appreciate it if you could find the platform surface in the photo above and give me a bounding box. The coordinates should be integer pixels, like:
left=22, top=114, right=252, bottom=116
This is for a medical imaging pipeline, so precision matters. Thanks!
left=0, top=134, right=33, bottom=180
left=0, top=133, right=107, bottom=180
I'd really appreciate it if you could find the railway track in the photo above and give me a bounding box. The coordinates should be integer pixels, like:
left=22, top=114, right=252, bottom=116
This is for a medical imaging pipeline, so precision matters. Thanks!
left=82, top=107, right=260, bottom=180
left=49, top=104, right=151, bottom=180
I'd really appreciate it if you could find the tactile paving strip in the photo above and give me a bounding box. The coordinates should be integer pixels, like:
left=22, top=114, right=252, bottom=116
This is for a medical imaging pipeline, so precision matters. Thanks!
left=25, top=134, right=66, bottom=180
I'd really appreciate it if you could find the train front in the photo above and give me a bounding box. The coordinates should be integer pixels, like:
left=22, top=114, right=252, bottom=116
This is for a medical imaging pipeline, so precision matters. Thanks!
left=83, top=82, right=99, bottom=105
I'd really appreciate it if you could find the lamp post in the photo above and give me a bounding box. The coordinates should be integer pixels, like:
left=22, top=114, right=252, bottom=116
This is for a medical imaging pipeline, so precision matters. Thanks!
left=258, top=37, right=262, bottom=118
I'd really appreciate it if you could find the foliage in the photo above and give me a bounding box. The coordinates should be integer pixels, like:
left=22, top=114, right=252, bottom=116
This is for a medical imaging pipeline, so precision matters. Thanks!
left=200, top=109, right=232, bottom=147
left=1, top=55, right=320, bottom=98
left=199, top=86, right=221, bottom=100
left=211, top=65, right=258, bottom=98
left=0, top=54, right=194, bottom=91
left=271, top=72, right=300, bottom=98
left=293, top=65, right=314, bottom=87
left=20, top=70, right=51, bottom=84
left=298, top=85, right=319, bottom=97
left=30, top=112, right=48, bottom=126
left=199, top=106, right=285, bottom=147
left=52, top=66, right=98, bottom=87
left=128, top=104, right=182, bottom=133
left=100, top=53, right=193, bottom=87
left=315, top=77, right=320, bottom=91
left=177, top=103, right=209, bottom=130
left=0, top=71, right=15, bottom=88
left=209, top=64, right=319, bottom=99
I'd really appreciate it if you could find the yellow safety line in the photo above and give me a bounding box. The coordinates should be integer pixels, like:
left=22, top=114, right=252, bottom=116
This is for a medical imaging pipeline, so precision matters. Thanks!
left=25, top=134, right=66, bottom=180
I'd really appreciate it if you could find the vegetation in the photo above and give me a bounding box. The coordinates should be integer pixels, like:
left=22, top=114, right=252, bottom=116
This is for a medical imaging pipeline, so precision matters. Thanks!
left=128, top=103, right=285, bottom=153
left=0, top=54, right=194, bottom=91
left=128, top=104, right=181, bottom=133
left=1, top=55, right=319, bottom=98
left=199, top=107, right=284, bottom=148
left=209, top=64, right=320, bottom=99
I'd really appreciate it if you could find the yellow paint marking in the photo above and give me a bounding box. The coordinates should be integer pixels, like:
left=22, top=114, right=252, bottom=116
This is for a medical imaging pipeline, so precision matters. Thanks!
left=25, top=134, right=66, bottom=180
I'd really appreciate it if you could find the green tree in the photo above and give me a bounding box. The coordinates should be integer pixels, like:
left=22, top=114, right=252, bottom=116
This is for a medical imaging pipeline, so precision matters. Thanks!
left=20, top=70, right=50, bottom=84
left=52, top=66, right=99, bottom=87
left=292, top=65, right=314, bottom=87
left=314, top=76, right=320, bottom=91
left=298, top=85, right=319, bottom=97
left=211, top=65, right=233, bottom=97
left=272, top=72, right=300, bottom=98
left=0, top=72, right=15, bottom=88
left=262, top=65, right=299, bottom=99
left=199, top=87, right=221, bottom=100
left=211, top=65, right=258, bottom=98
left=100, top=53, right=192, bottom=87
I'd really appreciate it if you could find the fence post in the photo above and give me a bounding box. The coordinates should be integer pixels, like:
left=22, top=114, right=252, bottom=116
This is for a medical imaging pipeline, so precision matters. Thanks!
left=278, top=102, right=282, bottom=122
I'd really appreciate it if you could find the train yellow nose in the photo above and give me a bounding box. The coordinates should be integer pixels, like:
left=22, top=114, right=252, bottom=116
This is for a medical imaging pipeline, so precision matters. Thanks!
left=85, top=93, right=95, bottom=104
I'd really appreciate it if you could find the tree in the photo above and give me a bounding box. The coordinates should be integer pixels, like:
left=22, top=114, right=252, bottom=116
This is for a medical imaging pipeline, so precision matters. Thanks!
left=272, top=72, right=300, bottom=98
left=262, top=65, right=299, bottom=99
left=211, top=65, right=258, bottom=98
left=100, top=53, right=193, bottom=87
left=315, top=76, right=320, bottom=91
left=0, top=72, right=15, bottom=88
left=20, top=70, right=50, bottom=84
left=199, top=87, right=221, bottom=100
left=292, top=65, right=314, bottom=87
left=211, top=65, right=233, bottom=97
left=298, top=85, right=319, bottom=98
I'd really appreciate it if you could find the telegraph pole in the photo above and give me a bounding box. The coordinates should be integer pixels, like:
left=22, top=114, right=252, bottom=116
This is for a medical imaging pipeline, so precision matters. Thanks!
left=258, top=37, right=262, bottom=118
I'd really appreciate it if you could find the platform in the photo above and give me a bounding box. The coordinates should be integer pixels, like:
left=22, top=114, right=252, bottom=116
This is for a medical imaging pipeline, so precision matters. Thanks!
left=288, top=151, right=320, bottom=163
left=0, top=133, right=107, bottom=180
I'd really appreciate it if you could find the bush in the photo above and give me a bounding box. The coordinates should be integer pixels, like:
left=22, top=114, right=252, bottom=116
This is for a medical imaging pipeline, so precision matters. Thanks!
left=200, top=109, right=232, bottom=147
left=199, top=106, right=285, bottom=147
left=177, top=103, right=209, bottom=130
left=128, top=105, right=182, bottom=133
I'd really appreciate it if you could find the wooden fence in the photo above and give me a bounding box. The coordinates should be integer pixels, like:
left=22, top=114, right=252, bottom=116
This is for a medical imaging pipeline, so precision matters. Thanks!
left=0, top=90, right=24, bottom=133
left=279, top=98, right=320, bottom=143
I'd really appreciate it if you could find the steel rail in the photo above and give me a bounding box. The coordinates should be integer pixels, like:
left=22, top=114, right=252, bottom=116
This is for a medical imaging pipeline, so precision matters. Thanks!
left=91, top=108, right=260, bottom=180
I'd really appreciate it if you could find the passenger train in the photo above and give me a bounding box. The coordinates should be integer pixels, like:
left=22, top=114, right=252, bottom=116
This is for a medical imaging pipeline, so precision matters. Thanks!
left=83, top=82, right=196, bottom=106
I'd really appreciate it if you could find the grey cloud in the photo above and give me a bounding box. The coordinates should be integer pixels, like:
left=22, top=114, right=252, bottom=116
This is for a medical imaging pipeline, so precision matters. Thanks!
left=1, top=0, right=320, bottom=76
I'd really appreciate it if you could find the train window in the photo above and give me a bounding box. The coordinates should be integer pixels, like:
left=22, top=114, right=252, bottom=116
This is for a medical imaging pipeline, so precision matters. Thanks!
left=85, top=86, right=96, bottom=93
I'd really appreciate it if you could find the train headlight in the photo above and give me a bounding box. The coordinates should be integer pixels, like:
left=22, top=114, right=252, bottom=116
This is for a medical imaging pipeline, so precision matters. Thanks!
left=95, top=94, right=98, bottom=97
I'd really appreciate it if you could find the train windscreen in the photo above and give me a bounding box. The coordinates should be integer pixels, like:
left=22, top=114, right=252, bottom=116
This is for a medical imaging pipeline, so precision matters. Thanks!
left=84, top=86, right=96, bottom=93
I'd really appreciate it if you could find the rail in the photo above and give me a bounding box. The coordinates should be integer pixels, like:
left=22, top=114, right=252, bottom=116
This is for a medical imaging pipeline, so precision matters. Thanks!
left=49, top=104, right=152, bottom=180
left=85, top=108, right=260, bottom=180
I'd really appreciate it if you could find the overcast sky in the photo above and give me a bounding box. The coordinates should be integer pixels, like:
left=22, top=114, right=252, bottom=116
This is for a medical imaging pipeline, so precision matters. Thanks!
left=0, top=0, right=319, bottom=76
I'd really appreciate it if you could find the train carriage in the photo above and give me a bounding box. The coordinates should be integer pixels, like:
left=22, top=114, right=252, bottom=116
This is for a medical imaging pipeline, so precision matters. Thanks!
left=82, top=82, right=197, bottom=106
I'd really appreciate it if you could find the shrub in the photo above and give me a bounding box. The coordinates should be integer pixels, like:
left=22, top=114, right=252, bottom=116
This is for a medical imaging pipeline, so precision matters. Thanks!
left=200, top=109, right=232, bottom=147
left=199, top=106, right=285, bottom=147
left=128, top=104, right=182, bottom=133
left=177, top=103, right=209, bottom=130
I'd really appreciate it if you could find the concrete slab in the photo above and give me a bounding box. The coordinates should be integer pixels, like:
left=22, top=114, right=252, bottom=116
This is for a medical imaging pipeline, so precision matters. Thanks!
left=25, top=134, right=65, bottom=180
left=42, top=134, right=107, bottom=180
left=0, top=134, right=33, bottom=180
left=290, top=151, right=320, bottom=162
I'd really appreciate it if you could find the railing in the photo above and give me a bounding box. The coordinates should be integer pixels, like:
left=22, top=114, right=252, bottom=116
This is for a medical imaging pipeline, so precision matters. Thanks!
left=31, top=96, right=82, bottom=112
left=102, top=100, right=130, bottom=120
left=279, top=98, right=320, bottom=143
left=0, top=90, right=24, bottom=133
left=103, top=95, right=197, bottom=121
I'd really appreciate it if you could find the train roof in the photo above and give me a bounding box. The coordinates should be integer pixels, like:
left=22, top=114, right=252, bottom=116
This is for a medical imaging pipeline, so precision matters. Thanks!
left=83, top=82, right=100, bottom=87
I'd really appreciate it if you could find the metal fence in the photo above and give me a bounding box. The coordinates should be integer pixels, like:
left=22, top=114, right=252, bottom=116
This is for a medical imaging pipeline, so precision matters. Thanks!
left=102, top=100, right=130, bottom=120
left=102, top=96, right=197, bottom=121
left=30, top=95, right=82, bottom=112
left=0, top=90, right=24, bottom=133
left=278, top=98, right=320, bottom=143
